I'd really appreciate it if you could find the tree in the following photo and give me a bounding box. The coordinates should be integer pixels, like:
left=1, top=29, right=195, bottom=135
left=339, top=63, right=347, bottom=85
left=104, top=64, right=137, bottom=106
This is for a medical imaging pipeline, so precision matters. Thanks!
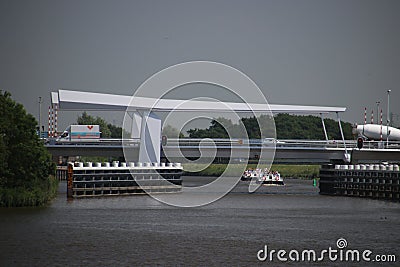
left=162, top=124, right=185, bottom=138
left=77, top=112, right=127, bottom=138
left=187, top=114, right=353, bottom=140
left=187, top=119, right=230, bottom=138
left=77, top=112, right=112, bottom=137
left=0, top=91, right=56, bottom=206
left=108, top=123, right=122, bottom=138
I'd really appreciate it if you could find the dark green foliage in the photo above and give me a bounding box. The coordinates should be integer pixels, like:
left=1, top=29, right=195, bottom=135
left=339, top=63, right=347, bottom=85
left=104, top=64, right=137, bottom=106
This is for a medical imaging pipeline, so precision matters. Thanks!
left=0, top=176, right=58, bottom=207
left=187, top=118, right=231, bottom=138
left=162, top=125, right=185, bottom=138
left=187, top=116, right=274, bottom=139
left=244, top=114, right=276, bottom=139
left=187, top=114, right=352, bottom=140
left=187, top=117, right=255, bottom=139
left=77, top=112, right=112, bottom=137
left=77, top=112, right=123, bottom=138
left=108, top=123, right=122, bottom=138
left=0, top=91, right=56, bottom=207
left=274, top=114, right=352, bottom=140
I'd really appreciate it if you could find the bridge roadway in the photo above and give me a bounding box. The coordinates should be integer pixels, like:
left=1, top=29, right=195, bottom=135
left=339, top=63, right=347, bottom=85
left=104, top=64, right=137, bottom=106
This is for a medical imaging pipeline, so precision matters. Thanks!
left=45, top=139, right=400, bottom=164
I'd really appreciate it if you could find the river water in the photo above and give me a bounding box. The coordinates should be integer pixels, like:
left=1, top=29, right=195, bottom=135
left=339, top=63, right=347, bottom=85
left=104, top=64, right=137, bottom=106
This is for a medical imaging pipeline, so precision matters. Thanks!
left=0, top=177, right=399, bottom=266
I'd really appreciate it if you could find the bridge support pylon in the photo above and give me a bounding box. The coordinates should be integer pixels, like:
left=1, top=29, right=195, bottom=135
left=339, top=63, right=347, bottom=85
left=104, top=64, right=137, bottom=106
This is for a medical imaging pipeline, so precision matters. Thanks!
left=137, top=111, right=161, bottom=164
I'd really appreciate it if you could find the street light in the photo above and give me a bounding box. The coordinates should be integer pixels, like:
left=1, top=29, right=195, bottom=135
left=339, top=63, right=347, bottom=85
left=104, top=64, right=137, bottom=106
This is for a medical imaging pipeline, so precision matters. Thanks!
left=376, top=101, right=380, bottom=124
left=38, top=96, right=42, bottom=137
left=387, top=89, right=391, bottom=147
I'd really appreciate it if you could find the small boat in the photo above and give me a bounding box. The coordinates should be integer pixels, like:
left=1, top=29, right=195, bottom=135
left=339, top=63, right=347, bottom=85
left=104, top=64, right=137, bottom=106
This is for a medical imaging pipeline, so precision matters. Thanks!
left=241, top=168, right=284, bottom=185
left=241, top=169, right=262, bottom=181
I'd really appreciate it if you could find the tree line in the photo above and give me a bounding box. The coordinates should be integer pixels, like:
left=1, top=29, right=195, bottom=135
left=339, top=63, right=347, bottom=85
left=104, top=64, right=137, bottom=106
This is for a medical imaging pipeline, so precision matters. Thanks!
left=186, top=113, right=353, bottom=140
left=76, top=112, right=353, bottom=140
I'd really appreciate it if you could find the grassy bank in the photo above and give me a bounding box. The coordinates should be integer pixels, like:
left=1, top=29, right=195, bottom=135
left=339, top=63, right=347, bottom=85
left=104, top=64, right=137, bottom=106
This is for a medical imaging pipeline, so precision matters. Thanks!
left=183, top=164, right=320, bottom=179
left=0, top=176, right=59, bottom=207
left=269, top=165, right=319, bottom=179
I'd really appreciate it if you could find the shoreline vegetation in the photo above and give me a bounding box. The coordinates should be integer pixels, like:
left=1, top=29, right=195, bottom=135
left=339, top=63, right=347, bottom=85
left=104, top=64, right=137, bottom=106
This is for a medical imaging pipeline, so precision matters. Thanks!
left=0, top=176, right=59, bottom=207
left=183, top=164, right=320, bottom=179
left=0, top=91, right=56, bottom=208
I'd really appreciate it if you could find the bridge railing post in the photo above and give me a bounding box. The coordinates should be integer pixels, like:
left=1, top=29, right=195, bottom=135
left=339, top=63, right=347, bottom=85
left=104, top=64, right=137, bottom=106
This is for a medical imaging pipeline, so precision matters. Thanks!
left=336, top=112, right=350, bottom=162
left=67, top=163, right=73, bottom=199
left=320, top=113, right=329, bottom=143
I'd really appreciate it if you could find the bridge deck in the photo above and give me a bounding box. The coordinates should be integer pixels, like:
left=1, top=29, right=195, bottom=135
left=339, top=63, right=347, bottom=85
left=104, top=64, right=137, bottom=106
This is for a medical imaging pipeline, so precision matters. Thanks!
left=45, top=139, right=400, bottom=164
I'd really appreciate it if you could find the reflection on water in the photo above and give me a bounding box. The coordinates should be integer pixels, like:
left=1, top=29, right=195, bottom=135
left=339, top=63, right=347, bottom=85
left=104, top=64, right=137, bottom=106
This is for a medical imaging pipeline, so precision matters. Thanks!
left=0, top=177, right=399, bottom=266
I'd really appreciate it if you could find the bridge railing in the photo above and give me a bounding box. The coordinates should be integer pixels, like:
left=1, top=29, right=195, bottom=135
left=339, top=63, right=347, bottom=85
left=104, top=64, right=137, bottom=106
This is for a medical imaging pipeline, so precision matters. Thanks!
left=56, top=166, right=68, bottom=181
left=46, top=138, right=141, bottom=146
left=46, top=137, right=400, bottom=150
left=165, top=138, right=357, bottom=149
left=360, top=140, right=400, bottom=149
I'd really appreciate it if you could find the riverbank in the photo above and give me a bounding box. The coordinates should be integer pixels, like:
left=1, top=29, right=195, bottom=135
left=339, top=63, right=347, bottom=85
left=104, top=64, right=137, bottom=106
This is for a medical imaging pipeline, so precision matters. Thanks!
left=183, top=164, right=319, bottom=179
left=0, top=176, right=59, bottom=207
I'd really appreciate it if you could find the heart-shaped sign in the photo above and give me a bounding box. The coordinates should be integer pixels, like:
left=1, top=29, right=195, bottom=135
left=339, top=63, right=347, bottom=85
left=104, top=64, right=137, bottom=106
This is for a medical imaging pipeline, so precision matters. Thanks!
left=87, top=125, right=94, bottom=130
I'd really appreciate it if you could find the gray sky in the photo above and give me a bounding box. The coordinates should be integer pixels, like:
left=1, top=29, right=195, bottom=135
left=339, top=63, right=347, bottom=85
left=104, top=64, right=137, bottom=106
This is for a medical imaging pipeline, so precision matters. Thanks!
left=1, top=0, right=400, bottom=129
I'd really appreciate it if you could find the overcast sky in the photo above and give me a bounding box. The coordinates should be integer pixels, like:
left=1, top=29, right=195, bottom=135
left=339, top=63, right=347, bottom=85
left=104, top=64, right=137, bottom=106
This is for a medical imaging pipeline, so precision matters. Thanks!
left=1, top=0, right=399, bottom=129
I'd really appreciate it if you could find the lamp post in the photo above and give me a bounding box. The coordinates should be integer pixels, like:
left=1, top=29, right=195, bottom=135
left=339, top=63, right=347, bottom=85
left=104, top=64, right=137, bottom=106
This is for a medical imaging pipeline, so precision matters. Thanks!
left=376, top=101, right=380, bottom=124
left=38, top=96, right=42, bottom=137
left=387, top=89, right=391, bottom=147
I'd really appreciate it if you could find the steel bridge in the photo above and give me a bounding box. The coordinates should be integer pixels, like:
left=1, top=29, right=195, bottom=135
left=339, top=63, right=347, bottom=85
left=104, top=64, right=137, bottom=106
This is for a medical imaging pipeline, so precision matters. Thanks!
left=45, top=139, right=400, bottom=164
left=49, top=89, right=350, bottom=164
left=47, top=89, right=400, bottom=164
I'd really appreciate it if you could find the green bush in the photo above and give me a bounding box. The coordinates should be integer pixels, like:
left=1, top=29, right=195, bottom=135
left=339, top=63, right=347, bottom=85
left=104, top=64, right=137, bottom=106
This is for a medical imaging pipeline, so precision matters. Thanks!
left=0, top=91, right=56, bottom=207
left=0, top=176, right=58, bottom=207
